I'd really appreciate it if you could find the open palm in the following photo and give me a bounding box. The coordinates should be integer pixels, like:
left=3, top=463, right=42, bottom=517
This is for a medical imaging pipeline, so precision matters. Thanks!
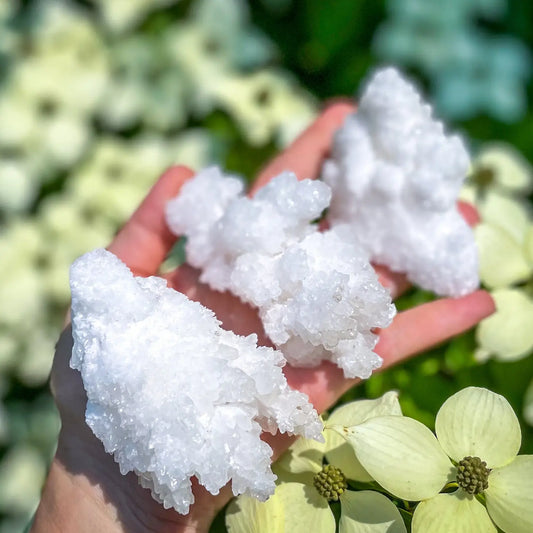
left=39, top=103, right=494, bottom=533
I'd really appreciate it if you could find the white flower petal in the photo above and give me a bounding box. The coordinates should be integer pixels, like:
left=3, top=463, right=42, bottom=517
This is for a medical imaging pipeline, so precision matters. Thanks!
left=478, top=192, right=530, bottom=243
left=476, top=289, right=533, bottom=362
left=339, top=490, right=407, bottom=533
left=435, top=387, right=521, bottom=468
left=459, top=184, right=476, bottom=204
left=226, top=493, right=284, bottom=533
left=275, top=435, right=325, bottom=475
left=276, top=482, right=336, bottom=533
left=476, top=144, right=533, bottom=193
left=339, top=416, right=452, bottom=501
left=412, top=492, right=497, bottom=533
left=485, top=455, right=533, bottom=533
left=523, top=224, right=533, bottom=267
left=325, top=392, right=402, bottom=482
left=474, top=224, right=531, bottom=289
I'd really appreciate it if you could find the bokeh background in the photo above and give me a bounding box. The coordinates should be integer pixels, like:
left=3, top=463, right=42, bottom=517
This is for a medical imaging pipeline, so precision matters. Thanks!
left=1, top=1, right=533, bottom=531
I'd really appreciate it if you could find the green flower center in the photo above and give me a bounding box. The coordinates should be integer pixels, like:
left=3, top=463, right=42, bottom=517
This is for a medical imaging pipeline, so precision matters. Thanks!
left=471, top=165, right=495, bottom=188
left=456, top=456, right=491, bottom=495
left=313, top=464, right=347, bottom=502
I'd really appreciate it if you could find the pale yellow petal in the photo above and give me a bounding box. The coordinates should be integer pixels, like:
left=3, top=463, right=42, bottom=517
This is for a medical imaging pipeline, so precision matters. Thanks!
left=473, top=347, right=492, bottom=363
left=276, top=482, right=336, bottom=532
left=435, top=387, right=521, bottom=468
left=338, top=416, right=452, bottom=501
left=485, top=455, right=533, bottom=533
left=476, top=144, right=533, bottom=193
left=459, top=184, right=477, bottom=204
left=226, top=493, right=284, bottom=533
left=475, top=224, right=531, bottom=289
left=478, top=192, right=530, bottom=243
left=325, top=392, right=402, bottom=482
left=412, top=492, right=497, bottom=533
left=275, top=434, right=325, bottom=476
left=523, top=223, right=533, bottom=267
left=339, top=490, right=407, bottom=533
left=476, top=289, right=533, bottom=362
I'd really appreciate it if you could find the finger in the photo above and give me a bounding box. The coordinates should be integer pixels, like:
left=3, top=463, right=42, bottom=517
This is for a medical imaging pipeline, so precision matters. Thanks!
left=376, top=289, right=495, bottom=368
left=250, top=100, right=355, bottom=194
left=283, top=289, right=494, bottom=417
left=373, top=264, right=410, bottom=299
left=107, top=165, right=194, bottom=276
left=458, top=200, right=480, bottom=226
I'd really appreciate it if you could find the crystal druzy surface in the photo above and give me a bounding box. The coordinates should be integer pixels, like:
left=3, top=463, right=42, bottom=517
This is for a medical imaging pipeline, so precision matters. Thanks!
left=322, top=67, right=479, bottom=297
left=166, top=168, right=395, bottom=379
left=69, top=249, right=322, bottom=514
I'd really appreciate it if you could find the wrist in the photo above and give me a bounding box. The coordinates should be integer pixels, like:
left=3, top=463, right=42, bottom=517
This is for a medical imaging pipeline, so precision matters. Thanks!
left=32, top=430, right=220, bottom=533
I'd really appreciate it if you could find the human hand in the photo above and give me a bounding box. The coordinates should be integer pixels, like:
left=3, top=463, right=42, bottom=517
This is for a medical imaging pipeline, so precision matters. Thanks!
left=32, top=103, right=495, bottom=533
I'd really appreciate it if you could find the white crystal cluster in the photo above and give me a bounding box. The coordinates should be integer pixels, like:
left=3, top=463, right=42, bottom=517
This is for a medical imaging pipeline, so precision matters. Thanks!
left=322, top=67, right=479, bottom=297
left=69, top=248, right=322, bottom=514
left=166, top=168, right=395, bottom=378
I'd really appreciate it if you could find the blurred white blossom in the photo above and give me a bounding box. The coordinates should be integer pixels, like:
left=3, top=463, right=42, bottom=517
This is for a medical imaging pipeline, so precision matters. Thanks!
left=211, top=70, right=316, bottom=146
left=89, top=0, right=180, bottom=34
left=0, top=445, right=46, bottom=514
left=99, top=35, right=188, bottom=131
left=0, top=0, right=110, bottom=214
left=461, top=144, right=533, bottom=364
left=167, top=0, right=275, bottom=116
left=374, top=0, right=531, bottom=120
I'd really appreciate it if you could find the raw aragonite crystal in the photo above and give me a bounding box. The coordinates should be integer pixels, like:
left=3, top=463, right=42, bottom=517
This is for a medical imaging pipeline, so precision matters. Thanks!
left=69, top=248, right=323, bottom=514
left=322, top=67, right=479, bottom=297
left=166, top=168, right=395, bottom=379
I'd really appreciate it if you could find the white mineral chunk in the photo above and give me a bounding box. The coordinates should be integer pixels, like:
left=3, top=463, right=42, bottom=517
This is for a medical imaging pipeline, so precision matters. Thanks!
left=70, top=248, right=322, bottom=514
left=322, top=67, right=479, bottom=297
left=166, top=167, right=395, bottom=378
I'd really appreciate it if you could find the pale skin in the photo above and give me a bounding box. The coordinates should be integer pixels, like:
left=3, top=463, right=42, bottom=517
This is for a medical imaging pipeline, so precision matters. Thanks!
left=31, top=103, right=495, bottom=533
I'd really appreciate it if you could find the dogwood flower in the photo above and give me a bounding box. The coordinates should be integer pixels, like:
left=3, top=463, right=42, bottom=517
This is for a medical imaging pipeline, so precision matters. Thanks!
left=98, top=35, right=187, bottom=131
left=475, top=288, right=533, bottom=363
left=226, top=392, right=406, bottom=533
left=226, top=392, right=407, bottom=532
left=462, top=146, right=533, bottom=289
left=336, top=387, right=533, bottom=533
left=210, top=70, right=316, bottom=146
left=88, top=0, right=179, bottom=34
left=461, top=144, right=533, bottom=364
left=226, top=486, right=407, bottom=533
left=463, top=144, right=533, bottom=201
left=463, top=145, right=533, bottom=290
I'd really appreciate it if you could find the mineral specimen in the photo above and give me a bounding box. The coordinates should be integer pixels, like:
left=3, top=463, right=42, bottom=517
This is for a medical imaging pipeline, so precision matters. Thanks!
left=322, top=67, right=479, bottom=296
left=166, top=168, right=395, bottom=378
left=69, top=248, right=322, bottom=514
